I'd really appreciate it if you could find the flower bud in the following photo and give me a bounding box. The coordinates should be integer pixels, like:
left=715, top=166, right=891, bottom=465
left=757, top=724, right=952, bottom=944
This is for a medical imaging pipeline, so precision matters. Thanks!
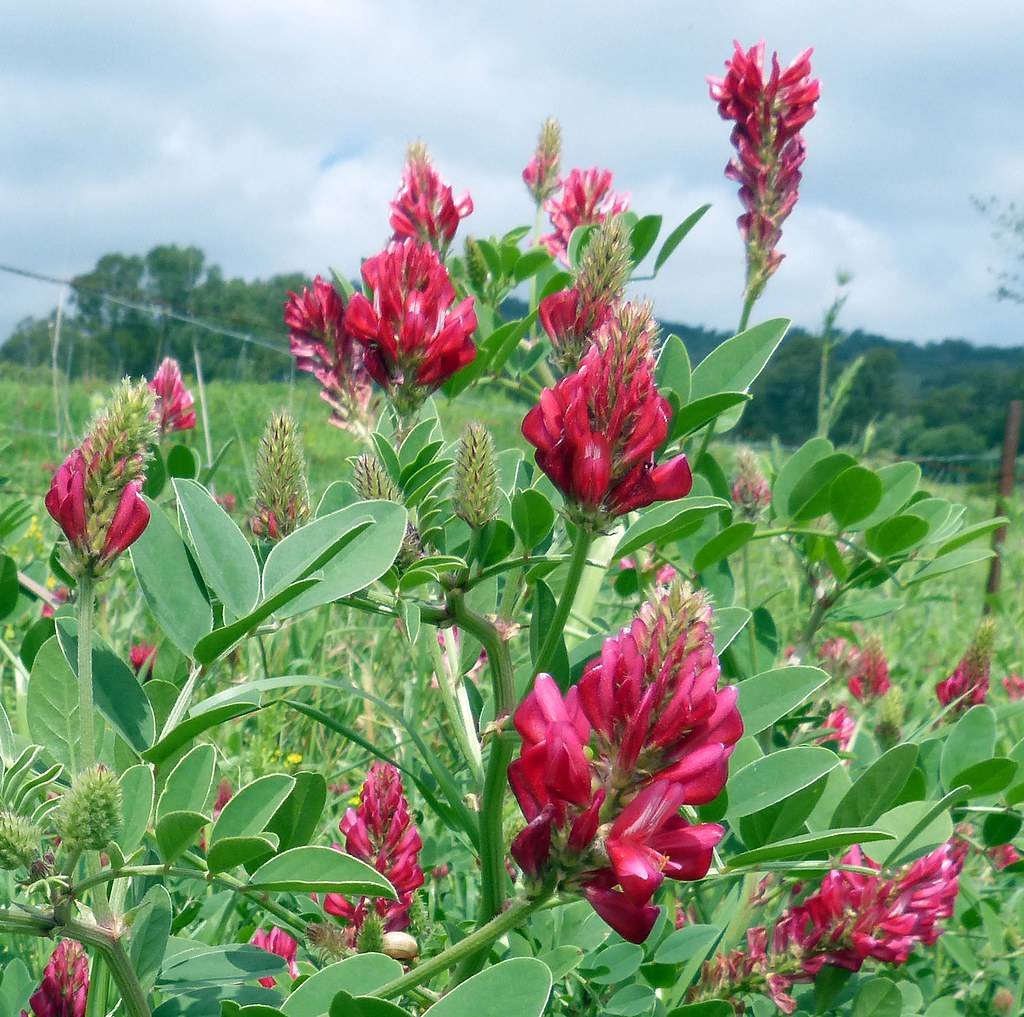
left=382, top=931, right=419, bottom=961
left=454, top=423, right=498, bottom=528
left=731, top=448, right=772, bottom=519
left=356, top=912, right=385, bottom=954
left=0, top=810, right=40, bottom=870
left=306, top=921, right=349, bottom=962
left=56, top=766, right=122, bottom=852
left=352, top=454, right=401, bottom=503
left=45, top=379, right=158, bottom=578
left=464, top=236, right=490, bottom=293
left=994, top=988, right=1015, bottom=1014
left=251, top=412, right=310, bottom=541
left=523, top=117, right=562, bottom=206
left=149, top=358, right=196, bottom=436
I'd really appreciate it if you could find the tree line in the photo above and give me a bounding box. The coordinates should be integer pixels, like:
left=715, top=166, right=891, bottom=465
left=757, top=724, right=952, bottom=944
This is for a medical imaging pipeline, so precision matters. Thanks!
left=2, top=244, right=1021, bottom=457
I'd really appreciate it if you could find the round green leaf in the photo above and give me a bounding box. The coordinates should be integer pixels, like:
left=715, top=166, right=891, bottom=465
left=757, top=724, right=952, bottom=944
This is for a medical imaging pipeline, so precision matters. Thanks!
left=829, top=466, right=883, bottom=528
left=423, top=958, right=552, bottom=1017
left=736, top=666, right=829, bottom=735
left=727, top=747, right=840, bottom=819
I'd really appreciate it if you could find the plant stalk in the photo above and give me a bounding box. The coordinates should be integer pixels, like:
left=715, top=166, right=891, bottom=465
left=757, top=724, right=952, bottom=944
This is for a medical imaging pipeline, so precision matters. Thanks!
left=530, top=527, right=593, bottom=684
left=77, top=574, right=95, bottom=773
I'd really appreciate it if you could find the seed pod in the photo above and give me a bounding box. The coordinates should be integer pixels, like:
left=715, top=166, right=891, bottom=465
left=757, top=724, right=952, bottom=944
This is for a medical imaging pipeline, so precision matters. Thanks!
left=382, top=931, right=419, bottom=961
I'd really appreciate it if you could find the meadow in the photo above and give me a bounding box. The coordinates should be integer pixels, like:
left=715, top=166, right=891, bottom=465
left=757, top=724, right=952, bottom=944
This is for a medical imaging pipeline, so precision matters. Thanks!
left=1, top=44, right=1023, bottom=1017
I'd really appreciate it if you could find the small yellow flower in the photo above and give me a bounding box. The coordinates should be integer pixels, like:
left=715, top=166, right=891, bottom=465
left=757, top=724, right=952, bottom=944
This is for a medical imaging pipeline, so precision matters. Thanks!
left=45, top=575, right=57, bottom=590
left=286, top=753, right=303, bottom=765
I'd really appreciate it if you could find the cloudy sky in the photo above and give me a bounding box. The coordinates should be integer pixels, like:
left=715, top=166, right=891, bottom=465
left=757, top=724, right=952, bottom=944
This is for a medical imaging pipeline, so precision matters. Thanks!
left=2, top=1, right=1022, bottom=348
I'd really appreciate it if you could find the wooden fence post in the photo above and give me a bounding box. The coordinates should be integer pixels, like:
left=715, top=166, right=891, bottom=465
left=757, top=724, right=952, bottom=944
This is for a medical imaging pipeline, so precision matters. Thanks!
left=985, top=399, right=1023, bottom=610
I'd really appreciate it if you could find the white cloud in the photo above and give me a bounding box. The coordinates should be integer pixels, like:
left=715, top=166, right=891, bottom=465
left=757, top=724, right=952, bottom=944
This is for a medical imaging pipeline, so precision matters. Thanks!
left=0, top=0, right=1022, bottom=346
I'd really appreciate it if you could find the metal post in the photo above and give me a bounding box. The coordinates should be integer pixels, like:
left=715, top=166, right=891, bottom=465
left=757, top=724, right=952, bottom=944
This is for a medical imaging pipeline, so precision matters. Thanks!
left=984, top=399, right=1022, bottom=609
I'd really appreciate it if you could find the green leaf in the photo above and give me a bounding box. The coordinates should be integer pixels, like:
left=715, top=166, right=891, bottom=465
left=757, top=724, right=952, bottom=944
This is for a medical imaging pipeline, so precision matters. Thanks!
left=866, top=514, right=930, bottom=557
left=212, top=774, right=295, bottom=845
left=655, top=333, right=691, bottom=406
left=27, top=637, right=103, bottom=769
left=207, top=835, right=279, bottom=873
left=851, top=977, right=902, bottom=1017
left=669, top=393, right=750, bottom=441
left=511, top=489, right=556, bottom=551
left=567, top=225, right=597, bottom=269
left=130, top=496, right=213, bottom=656
left=727, top=747, right=840, bottom=819
left=158, top=743, right=216, bottom=821
left=192, top=579, right=320, bottom=663
left=153, top=987, right=281, bottom=1016
left=850, top=462, right=920, bottom=531
left=736, top=666, right=830, bottom=735
left=0, top=554, right=18, bottom=620
left=936, top=517, right=1008, bottom=555
left=282, top=954, right=402, bottom=1016
left=950, top=756, right=1017, bottom=798
left=829, top=466, right=883, bottom=529
left=174, top=479, right=259, bottom=618
left=787, top=453, right=856, bottom=521
left=614, top=497, right=728, bottom=559
left=653, top=204, right=711, bottom=274
left=666, top=1004, right=732, bottom=1017
left=158, top=944, right=285, bottom=990
left=329, top=994, right=410, bottom=1017
left=55, top=619, right=156, bottom=754
left=940, top=705, right=996, bottom=791
left=513, top=247, right=553, bottom=283
left=830, top=744, right=919, bottom=828
left=712, top=606, right=751, bottom=654
left=129, top=885, right=173, bottom=993
left=248, top=846, right=396, bottom=897
left=155, top=810, right=208, bottom=862
left=772, top=438, right=832, bottom=525
left=728, top=827, right=894, bottom=868
left=629, top=214, right=662, bottom=264
left=693, top=522, right=755, bottom=573
left=144, top=702, right=259, bottom=765
left=605, top=984, right=655, bottom=1017
left=263, top=502, right=408, bottom=618
left=653, top=924, right=720, bottom=965
left=166, top=444, right=200, bottom=479
left=262, top=770, right=327, bottom=856
left=120, top=763, right=155, bottom=852
left=908, top=547, right=994, bottom=585
left=689, top=318, right=790, bottom=430
left=423, top=958, right=551, bottom=1017
left=865, top=799, right=955, bottom=865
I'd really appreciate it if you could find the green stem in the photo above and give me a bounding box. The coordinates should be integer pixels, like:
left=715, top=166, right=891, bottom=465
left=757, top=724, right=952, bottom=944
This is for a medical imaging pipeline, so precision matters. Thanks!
left=448, top=597, right=516, bottom=922
left=77, top=574, right=95, bottom=772
left=737, top=290, right=757, bottom=335
left=530, top=527, right=593, bottom=684
left=374, top=894, right=552, bottom=1000
left=742, top=544, right=758, bottom=674
left=192, top=339, right=214, bottom=470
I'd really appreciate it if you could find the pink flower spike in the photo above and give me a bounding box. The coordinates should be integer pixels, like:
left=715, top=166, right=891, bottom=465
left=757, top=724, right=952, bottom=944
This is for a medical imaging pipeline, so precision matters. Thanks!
left=148, top=357, right=196, bottom=435
left=250, top=927, right=300, bottom=988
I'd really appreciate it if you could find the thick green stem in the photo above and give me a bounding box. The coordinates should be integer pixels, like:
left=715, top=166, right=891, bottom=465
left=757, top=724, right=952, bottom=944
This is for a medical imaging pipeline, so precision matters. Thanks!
left=77, top=574, right=95, bottom=772
left=192, top=339, right=214, bottom=469
left=817, top=337, right=831, bottom=439
left=737, top=290, right=757, bottom=334
left=428, top=630, right=484, bottom=786
left=374, top=894, right=552, bottom=1000
left=530, top=527, right=593, bottom=684
left=448, top=596, right=516, bottom=922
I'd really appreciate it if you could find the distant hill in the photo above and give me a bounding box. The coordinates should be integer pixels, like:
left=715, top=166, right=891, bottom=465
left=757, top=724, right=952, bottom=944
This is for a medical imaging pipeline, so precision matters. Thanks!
left=2, top=244, right=1021, bottom=457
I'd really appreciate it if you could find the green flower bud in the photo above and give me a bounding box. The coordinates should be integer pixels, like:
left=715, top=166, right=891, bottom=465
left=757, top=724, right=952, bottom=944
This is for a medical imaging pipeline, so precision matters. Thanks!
left=454, top=423, right=498, bottom=528
left=578, top=215, right=631, bottom=312
left=464, top=236, right=490, bottom=293
left=57, top=766, right=122, bottom=851
left=306, top=921, right=349, bottom=962
left=352, top=454, right=401, bottom=503
left=251, top=412, right=310, bottom=541
left=0, top=810, right=40, bottom=870
left=356, top=912, right=385, bottom=954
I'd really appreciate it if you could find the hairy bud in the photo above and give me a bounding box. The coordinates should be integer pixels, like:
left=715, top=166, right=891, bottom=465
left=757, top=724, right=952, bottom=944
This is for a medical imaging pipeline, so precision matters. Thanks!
left=56, top=766, right=122, bottom=852
left=464, top=236, right=490, bottom=293
left=0, top=810, right=39, bottom=870
left=454, top=423, right=498, bottom=528
left=306, top=922, right=349, bottom=962
left=523, top=117, right=562, bottom=205
left=356, top=912, right=385, bottom=954
left=251, top=412, right=310, bottom=541
left=578, top=216, right=630, bottom=310
left=352, top=454, right=401, bottom=503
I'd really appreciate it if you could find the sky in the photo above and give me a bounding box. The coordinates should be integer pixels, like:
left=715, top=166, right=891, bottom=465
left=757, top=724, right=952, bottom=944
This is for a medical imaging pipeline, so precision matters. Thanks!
left=1, top=0, right=1022, bottom=348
